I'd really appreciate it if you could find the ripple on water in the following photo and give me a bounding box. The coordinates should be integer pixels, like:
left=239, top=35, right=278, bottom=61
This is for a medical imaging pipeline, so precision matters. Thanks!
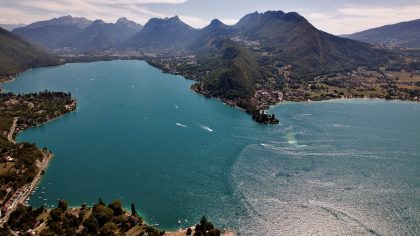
left=230, top=136, right=420, bottom=235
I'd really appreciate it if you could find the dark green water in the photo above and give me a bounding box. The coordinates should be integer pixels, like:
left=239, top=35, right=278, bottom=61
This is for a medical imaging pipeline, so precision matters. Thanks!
left=3, top=61, right=420, bottom=235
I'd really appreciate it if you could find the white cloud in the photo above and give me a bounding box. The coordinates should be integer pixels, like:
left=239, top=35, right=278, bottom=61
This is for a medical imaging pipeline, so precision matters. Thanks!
left=0, top=0, right=187, bottom=25
left=0, top=7, right=28, bottom=24
left=178, top=15, right=208, bottom=28
left=0, top=0, right=419, bottom=34
left=0, top=0, right=214, bottom=28
left=86, top=0, right=187, bottom=3
left=302, top=3, right=420, bottom=35
left=221, top=18, right=239, bottom=26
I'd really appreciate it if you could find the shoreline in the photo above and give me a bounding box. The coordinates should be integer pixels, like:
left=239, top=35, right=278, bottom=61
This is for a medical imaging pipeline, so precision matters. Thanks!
left=0, top=93, right=77, bottom=226
left=0, top=148, right=54, bottom=226
left=0, top=76, right=16, bottom=92
left=269, top=96, right=420, bottom=110
left=3, top=58, right=419, bottom=108
left=12, top=101, right=77, bottom=142
left=146, top=59, right=420, bottom=124
left=0, top=75, right=16, bottom=84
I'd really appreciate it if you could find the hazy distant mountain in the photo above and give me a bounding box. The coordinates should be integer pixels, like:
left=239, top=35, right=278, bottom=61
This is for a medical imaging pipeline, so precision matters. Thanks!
left=74, top=18, right=143, bottom=50
left=115, top=17, right=143, bottom=33
left=344, top=19, right=420, bottom=48
left=126, top=16, right=198, bottom=49
left=201, top=19, right=232, bottom=34
left=0, top=27, right=57, bottom=76
left=10, top=12, right=392, bottom=74
left=191, top=19, right=238, bottom=52
left=0, top=24, right=26, bottom=31
left=13, top=16, right=142, bottom=50
left=13, top=16, right=92, bottom=50
left=23, top=15, right=92, bottom=29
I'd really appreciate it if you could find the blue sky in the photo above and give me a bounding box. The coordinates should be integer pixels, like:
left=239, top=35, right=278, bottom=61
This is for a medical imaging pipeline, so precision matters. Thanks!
left=0, top=0, right=419, bottom=34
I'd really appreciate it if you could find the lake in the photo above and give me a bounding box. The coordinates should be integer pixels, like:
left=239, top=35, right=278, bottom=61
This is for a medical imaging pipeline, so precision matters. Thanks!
left=3, top=61, right=420, bottom=235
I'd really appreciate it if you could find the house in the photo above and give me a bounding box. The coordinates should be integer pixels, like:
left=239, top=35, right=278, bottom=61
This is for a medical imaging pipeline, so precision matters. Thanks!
left=5, top=156, right=15, bottom=162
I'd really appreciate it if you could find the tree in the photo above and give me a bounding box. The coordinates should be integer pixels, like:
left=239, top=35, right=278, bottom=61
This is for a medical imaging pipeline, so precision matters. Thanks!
left=62, top=213, right=80, bottom=228
left=99, top=197, right=106, bottom=206
left=83, top=217, right=100, bottom=235
left=58, top=199, right=68, bottom=211
left=186, top=227, right=192, bottom=235
left=108, top=200, right=123, bottom=216
left=145, top=226, right=161, bottom=236
left=99, top=222, right=118, bottom=236
left=194, top=216, right=219, bottom=236
left=208, top=228, right=221, bottom=236
left=49, top=208, right=63, bottom=222
left=93, top=205, right=114, bottom=226
left=131, top=203, right=137, bottom=216
left=200, top=216, right=208, bottom=230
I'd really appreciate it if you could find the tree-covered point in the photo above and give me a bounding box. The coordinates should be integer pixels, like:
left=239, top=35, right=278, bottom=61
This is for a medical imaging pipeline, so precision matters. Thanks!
left=1, top=199, right=223, bottom=236
left=0, top=91, right=76, bottom=202
left=190, top=216, right=221, bottom=236
left=2, top=198, right=145, bottom=236
left=0, top=91, right=76, bottom=138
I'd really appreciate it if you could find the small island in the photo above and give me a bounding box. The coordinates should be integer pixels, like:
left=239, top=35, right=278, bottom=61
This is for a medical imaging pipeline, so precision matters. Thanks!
left=251, top=110, right=279, bottom=125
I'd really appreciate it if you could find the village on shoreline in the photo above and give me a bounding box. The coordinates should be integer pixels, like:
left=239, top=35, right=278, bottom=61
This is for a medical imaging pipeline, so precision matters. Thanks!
left=0, top=92, right=76, bottom=220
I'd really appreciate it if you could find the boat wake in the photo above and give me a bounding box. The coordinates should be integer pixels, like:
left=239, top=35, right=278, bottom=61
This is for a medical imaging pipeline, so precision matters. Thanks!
left=199, top=125, right=214, bottom=132
left=176, top=123, right=187, bottom=128
left=332, top=124, right=348, bottom=128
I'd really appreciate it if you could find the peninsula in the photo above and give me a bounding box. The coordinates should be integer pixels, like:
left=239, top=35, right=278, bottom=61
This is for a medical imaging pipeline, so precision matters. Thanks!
left=0, top=91, right=76, bottom=223
left=2, top=198, right=228, bottom=236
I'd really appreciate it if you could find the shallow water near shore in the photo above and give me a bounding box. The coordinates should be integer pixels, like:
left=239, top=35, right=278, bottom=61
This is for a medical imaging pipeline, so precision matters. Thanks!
left=3, top=61, right=420, bottom=235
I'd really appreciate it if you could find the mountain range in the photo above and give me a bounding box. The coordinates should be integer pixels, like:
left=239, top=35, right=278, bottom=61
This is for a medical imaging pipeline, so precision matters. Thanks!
left=225, top=11, right=390, bottom=72
left=3, top=11, right=419, bottom=104
left=0, top=27, right=57, bottom=77
left=13, top=16, right=143, bottom=50
left=126, top=16, right=194, bottom=49
left=344, top=19, right=420, bottom=48
left=12, top=12, right=393, bottom=72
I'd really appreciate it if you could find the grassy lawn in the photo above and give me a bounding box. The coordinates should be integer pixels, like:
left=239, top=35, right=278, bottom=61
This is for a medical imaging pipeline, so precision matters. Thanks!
left=389, top=72, right=420, bottom=82
left=397, top=84, right=420, bottom=90
left=0, top=162, right=15, bottom=176
left=0, top=115, right=13, bottom=136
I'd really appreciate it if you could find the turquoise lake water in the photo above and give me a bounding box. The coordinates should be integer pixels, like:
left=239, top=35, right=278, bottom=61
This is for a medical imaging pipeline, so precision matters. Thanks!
left=3, top=61, right=420, bottom=235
